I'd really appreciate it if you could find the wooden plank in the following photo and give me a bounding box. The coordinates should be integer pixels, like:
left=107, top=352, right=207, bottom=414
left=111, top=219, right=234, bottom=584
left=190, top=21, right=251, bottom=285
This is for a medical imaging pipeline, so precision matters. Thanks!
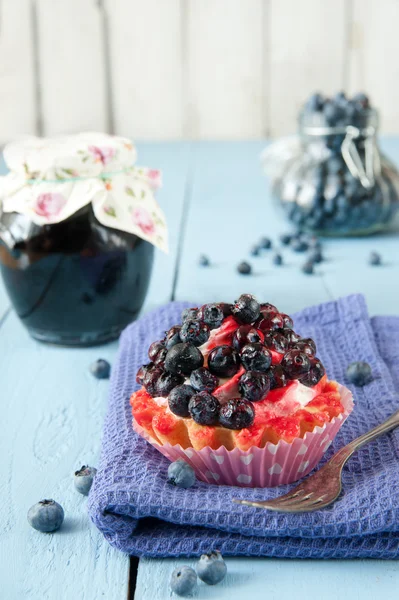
left=269, top=0, right=347, bottom=136
left=36, top=0, right=108, bottom=135
left=0, top=0, right=37, bottom=144
left=107, top=0, right=183, bottom=139
left=174, top=141, right=331, bottom=311
left=185, top=0, right=264, bottom=139
left=135, top=556, right=399, bottom=600
left=348, top=0, right=399, bottom=134
left=0, top=142, right=190, bottom=599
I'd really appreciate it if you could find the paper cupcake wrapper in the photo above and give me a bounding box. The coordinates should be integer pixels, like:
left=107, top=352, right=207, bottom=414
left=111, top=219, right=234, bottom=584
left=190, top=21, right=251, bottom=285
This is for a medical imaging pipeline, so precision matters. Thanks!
left=134, top=383, right=354, bottom=487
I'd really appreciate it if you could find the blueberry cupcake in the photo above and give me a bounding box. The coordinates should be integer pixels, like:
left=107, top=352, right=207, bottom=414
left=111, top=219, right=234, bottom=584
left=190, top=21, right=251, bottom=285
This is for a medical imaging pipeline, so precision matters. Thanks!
left=131, top=294, right=353, bottom=487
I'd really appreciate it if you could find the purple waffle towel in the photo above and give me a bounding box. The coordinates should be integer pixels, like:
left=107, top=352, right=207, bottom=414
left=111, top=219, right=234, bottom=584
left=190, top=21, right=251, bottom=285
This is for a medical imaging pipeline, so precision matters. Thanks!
left=88, top=295, right=399, bottom=559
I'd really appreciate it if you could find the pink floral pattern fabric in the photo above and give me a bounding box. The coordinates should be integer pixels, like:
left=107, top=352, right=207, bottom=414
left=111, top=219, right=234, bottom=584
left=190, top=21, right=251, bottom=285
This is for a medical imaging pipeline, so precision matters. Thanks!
left=0, top=133, right=167, bottom=252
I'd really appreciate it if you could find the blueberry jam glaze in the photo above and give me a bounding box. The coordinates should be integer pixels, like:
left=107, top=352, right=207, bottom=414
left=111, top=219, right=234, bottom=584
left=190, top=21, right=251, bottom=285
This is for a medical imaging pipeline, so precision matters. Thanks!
left=0, top=207, right=154, bottom=345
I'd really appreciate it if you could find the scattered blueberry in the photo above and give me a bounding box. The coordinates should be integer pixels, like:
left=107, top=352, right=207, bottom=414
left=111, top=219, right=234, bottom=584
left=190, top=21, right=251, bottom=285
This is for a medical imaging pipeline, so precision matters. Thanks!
left=369, top=251, right=382, bottom=266
left=219, top=398, right=255, bottom=430
left=198, top=254, right=210, bottom=267
left=273, top=253, right=283, bottom=266
left=345, top=361, right=373, bottom=386
left=302, top=260, right=314, bottom=275
left=250, top=245, right=260, bottom=257
left=239, top=371, right=270, bottom=401
left=196, top=550, right=227, bottom=585
left=27, top=500, right=64, bottom=533
left=291, top=238, right=308, bottom=252
left=170, top=565, right=197, bottom=596
left=240, top=343, right=272, bottom=372
left=74, top=465, right=97, bottom=495
left=280, top=233, right=293, bottom=246
left=281, top=350, right=311, bottom=379
left=165, top=343, right=204, bottom=376
left=167, top=460, right=196, bottom=489
left=188, top=391, right=220, bottom=425
left=90, top=359, right=111, bottom=379
left=180, top=319, right=210, bottom=346
left=208, top=345, right=240, bottom=378
left=190, top=367, right=219, bottom=393
left=308, top=248, right=323, bottom=264
left=165, top=326, right=182, bottom=349
left=198, top=303, right=224, bottom=330
left=259, top=237, right=272, bottom=249
left=232, top=293, right=260, bottom=324
left=237, top=261, right=252, bottom=275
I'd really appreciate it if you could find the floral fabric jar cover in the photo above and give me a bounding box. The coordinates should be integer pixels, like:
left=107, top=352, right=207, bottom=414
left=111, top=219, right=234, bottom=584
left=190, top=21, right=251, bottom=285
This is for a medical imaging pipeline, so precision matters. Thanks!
left=0, top=132, right=168, bottom=252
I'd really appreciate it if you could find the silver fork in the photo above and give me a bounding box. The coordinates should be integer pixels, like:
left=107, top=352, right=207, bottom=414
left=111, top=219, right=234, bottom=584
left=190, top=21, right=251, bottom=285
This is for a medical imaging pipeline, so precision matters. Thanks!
left=234, top=409, right=399, bottom=513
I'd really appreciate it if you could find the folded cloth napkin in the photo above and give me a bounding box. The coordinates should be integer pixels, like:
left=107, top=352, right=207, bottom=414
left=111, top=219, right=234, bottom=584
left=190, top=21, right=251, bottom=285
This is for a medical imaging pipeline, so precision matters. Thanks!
left=88, top=295, right=399, bottom=559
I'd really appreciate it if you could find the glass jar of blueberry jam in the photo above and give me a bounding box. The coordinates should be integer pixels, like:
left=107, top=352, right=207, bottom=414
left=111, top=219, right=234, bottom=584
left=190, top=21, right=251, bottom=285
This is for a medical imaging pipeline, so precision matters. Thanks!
left=0, top=133, right=167, bottom=345
left=0, top=208, right=154, bottom=345
left=268, top=92, right=399, bottom=235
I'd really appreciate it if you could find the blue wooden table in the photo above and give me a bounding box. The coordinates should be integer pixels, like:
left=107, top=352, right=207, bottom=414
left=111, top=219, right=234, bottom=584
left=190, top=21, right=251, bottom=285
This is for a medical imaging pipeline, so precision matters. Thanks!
left=1, top=141, right=399, bottom=600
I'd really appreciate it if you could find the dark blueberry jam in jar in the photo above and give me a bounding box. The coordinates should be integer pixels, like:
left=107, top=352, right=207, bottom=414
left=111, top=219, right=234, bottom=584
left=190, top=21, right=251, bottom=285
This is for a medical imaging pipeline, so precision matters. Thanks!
left=0, top=206, right=154, bottom=345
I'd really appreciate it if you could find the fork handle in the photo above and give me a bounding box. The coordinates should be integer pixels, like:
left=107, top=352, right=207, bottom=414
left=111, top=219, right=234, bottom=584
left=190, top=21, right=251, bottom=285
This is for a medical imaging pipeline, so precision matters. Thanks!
left=331, top=409, right=399, bottom=468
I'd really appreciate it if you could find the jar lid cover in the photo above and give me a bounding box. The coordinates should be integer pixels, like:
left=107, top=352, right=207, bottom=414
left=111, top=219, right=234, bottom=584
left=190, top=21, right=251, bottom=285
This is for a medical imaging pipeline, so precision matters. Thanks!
left=0, top=132, right=167, bottom=252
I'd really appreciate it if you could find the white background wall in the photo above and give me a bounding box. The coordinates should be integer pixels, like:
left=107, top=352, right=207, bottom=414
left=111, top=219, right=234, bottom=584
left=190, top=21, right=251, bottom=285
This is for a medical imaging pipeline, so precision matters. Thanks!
left=1, top=0, right=398, bottom=144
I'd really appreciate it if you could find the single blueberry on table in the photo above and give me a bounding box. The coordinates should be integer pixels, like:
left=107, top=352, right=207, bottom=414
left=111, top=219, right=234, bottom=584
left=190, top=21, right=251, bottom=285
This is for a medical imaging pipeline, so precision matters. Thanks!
left=27, top=499, right=64, bottom=533
left=280, top=233, right=293, bottom=246
left=290, top=238, right=308, bottom=252
left=346, top=361, right=373, bottom=386
left=309, top=248, right=323, bottom=264
left=250, top=245, right=260, bottom=257
left=196, top=550, right=227, bottom=585
left=273, top=253, right=283, bottom=266
left=369, top=251, right=382, bottom=266
left=198, top=254, right=210, bottom=267
left=74, top=465, right=97, bottom=495
left=170, top=565, right=197, bottom=596
left=237, top=261, right=252, bottom=275
left=302, top=260, right=314, bottom=275
left=167, top=460, right=196, bottom=489
left=259, top=236, right=272, bottom=249
left=90, top=359, right=111, bottom=379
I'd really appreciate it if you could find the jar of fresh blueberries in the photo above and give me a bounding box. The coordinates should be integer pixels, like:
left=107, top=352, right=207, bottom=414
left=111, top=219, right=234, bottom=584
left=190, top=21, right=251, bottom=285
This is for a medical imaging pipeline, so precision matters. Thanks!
left=267, top=92, right=399, bottom=235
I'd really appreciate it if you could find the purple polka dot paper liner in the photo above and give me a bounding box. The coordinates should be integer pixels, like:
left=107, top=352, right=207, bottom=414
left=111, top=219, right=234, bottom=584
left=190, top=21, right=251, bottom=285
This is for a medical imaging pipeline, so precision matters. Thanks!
left=134, top=384, right=353, bottom=488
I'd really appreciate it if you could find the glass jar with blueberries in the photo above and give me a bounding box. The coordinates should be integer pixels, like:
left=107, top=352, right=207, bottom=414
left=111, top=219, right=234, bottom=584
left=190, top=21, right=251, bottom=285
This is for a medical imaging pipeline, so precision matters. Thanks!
left=267, top=92, right=399, bottom=235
